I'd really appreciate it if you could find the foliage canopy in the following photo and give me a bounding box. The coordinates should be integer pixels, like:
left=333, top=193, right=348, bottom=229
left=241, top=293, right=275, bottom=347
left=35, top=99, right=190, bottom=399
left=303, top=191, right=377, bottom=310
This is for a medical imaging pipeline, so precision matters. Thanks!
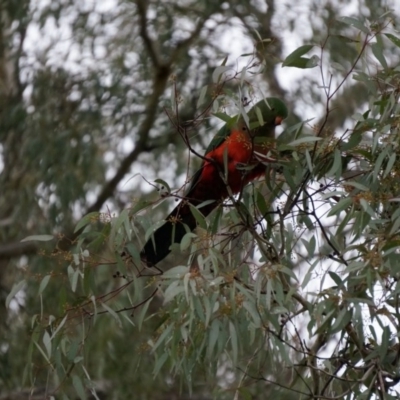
left=1, top=1, right=400, bottom=399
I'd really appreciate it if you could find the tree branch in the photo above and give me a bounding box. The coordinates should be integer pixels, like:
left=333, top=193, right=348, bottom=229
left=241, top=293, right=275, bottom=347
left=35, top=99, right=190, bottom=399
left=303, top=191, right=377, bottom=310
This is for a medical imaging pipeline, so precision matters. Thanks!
left=136, top=0, right=161, bottom=68
left=86, top=69, right=169, bottom=214
left=0, top=240, right=38, bottom=261
left=87, top=6, right=217, bottom=214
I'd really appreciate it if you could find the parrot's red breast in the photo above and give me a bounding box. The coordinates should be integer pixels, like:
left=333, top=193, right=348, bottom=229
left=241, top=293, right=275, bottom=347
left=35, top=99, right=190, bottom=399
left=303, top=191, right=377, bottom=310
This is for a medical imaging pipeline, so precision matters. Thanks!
left=186, top=129, right=264, bottom=208
left=135, top=97, right=288, bottom=266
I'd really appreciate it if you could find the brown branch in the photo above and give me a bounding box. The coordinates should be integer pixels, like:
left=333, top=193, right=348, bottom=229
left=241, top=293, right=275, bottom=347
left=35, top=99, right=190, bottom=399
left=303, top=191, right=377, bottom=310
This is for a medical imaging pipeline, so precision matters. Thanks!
left=0, top=240, right=38, bottom=260
left=136, top=0, right=161, bottom=68
left=87, top=5, right=216, bottom=214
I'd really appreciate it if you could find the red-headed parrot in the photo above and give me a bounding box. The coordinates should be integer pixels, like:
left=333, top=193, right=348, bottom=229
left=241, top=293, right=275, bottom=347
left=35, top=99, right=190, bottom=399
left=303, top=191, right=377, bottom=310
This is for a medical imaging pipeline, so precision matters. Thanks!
left=140, top=97, right=288, bottom=266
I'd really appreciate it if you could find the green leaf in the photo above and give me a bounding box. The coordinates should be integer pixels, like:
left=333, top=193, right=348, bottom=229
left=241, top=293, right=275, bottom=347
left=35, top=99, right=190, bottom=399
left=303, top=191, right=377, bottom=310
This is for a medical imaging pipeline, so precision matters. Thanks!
left=197, top=199, right=217, bottom=210
left=203, top=295, right=212, bottom=328
left=34, top=341, right=51, bottom=365
left=338, top=16, right=369, bottom=33
left=38, top=275, right=51, bottom=296
left=383, top=153, right=396, bottom=178
left=74, top=212, right=100, bottom=233
left=183, top=271, right=190, bottom=302
left=67, top=339, right=80, bottom=362
left=255, top=106, right=264, bottom=126
left=67, top=266, right=80, bottom=293
left=378, top=326, right=390, bottom=359
left=163, top=280, right=185, bottom=304
left=282, top=45, right=314, bottom=68
left=255, top=190, right=269, bottom=217
left=305, top=149, right=313, bottom=174
left=344, top=181, right=369, bottom=191
left=239, top=66, right=247, bottom=86
left=389, top=216, right=400, bottom=236
left=330, top=61, right=346, bottom=72
left=229, top=321, right=238, bottom=364
left=302, top=235, right=316, bottom=257
left=287, top=136, right=322, bottom=146
left=130, top=199, right=152, bottom=214
left=327, top=197, right=352, bottom=217
left=21, top=234, right=54, bottom=242
left=162, top=266, right=189, bottom=279
left=51, top=314, right=68, bottom=340
left=315, top=309, right=336, bottom=335
left=212, top=65, right=230, bottom=83
left=110, top=208, right=130, bottom=243
left=180, top=232, right=197, bottom=251
left=371, top=42, right=388, bottom=69
left=369, top=325, right=377, bottom=342
left=124, top=242, right=140, bottom=263
left=243, top=301, right=261, bottom=328
left=189, top=204, right=207, bottom=230
left=382, top=239, right=400, bottom=253
left=101, top=302, right=122, bottom=328
left=6, top=280, right=26, bottom=308
left=284, top=55, right=319, bottom=69
left=280, top=266, right=298, bottom=281
left=212, top=98, right=219, bottom=113
left=137, top=297, right=152, bottom=331
left=151, top=324, right=173, bottom=353
left=328, top=271, right=343, bottom=287
left=385, top=33, right=400, bottom=48
left=326, top=149, right=342, bottom=177
left=42, top=330, right=52, bottom=358
left=213, top=112, right=232, bottom=123
left=331, top=34, right=361, bottom=43
left=320, top=191, right=346, bottom=200
left=330, top=308, right=352, bottom=334
left=170, top=82, right=176, bottom=105
left=302, top=259, right=319, bottom=289
left=153, top=352, right=168, bottom=376
left=196, top=85, right=208, bottom=108
left=207, top=319, right=220, bottom=359
left=72, top=375, right=87, bottom=400
left=144, top=220, right=166, bottom=242
left=359, top=198, right=376, bottom=218
left=340, top=132, right=362, bottom=151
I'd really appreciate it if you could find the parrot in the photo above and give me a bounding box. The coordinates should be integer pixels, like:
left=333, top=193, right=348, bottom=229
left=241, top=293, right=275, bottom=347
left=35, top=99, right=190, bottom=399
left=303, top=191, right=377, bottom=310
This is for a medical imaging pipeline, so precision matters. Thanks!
left=140, top=97, right=288, bottom=266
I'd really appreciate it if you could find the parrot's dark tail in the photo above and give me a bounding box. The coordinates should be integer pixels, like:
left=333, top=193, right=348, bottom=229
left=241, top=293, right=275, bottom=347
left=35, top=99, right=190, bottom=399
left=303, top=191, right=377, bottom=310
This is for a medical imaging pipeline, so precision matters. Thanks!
left=140, top=205, right=197, bottom=267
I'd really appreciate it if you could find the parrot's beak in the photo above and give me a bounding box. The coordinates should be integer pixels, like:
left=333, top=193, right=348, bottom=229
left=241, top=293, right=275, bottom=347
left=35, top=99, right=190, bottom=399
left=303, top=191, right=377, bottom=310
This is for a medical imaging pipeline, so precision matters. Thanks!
left=275, top=116, right=284, bottom=126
